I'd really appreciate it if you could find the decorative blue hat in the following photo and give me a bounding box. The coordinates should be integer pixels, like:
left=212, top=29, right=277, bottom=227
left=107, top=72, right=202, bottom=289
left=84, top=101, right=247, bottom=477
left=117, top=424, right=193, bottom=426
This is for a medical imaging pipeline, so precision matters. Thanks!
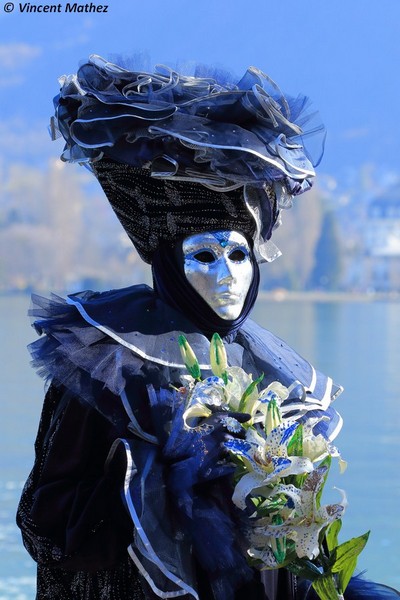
left=51, top=55, right=325, bottom=263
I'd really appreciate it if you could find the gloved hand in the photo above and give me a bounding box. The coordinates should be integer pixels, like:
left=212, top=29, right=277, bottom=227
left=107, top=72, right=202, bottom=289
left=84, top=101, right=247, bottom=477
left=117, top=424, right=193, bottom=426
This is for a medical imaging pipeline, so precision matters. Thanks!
left=197, top=409, right=250, bottom=439
left=162, top=408, right=250, bottom=507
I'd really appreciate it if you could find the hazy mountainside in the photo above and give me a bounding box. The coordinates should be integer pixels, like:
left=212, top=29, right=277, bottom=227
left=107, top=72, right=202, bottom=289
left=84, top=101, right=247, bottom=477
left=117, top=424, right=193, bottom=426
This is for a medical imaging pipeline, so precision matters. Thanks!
left=3, top=157, right=395, bottom=295
left=0, top=160, right=150, bottom=292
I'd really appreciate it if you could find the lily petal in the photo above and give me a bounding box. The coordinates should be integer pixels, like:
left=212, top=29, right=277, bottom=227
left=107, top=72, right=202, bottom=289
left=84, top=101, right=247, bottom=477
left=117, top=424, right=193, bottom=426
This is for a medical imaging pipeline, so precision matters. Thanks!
left=183, top=403, right=212, bottom=427
left=231, top=472, right=268, bottom=510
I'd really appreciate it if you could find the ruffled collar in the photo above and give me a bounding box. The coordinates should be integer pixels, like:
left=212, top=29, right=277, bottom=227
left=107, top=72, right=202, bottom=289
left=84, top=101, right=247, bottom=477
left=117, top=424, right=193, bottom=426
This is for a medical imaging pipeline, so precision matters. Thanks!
left=30, top=284, right=343, bottom=442
left=66, top=285, right=342, bottom=407
left=66, top=284, right=213, bottom=369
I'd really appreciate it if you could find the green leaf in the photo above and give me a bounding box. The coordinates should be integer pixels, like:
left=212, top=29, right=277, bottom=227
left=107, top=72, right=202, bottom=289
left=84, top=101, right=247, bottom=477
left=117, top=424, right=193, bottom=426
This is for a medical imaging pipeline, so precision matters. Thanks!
left=287, top=423, right=303, bottom=456
left=330, top=530, right=370, bottom=593
left=238, top=372, right=264, bottom=412
left=336, top=556, right=357, bottom=594
left=290, top=473, right=308, bottom=489
left=257, top=494, right=287, bottom=515
left=270, top=514, right=286, bottom=563
left=331, top=531, right=370, bottom=573
left=271, top=536, right=286, bottom=564
left=286, top=559, right=324, bottom=582
left=326, top=519, right=342, bottom=553
left=312, top=574, right=341, bottom=600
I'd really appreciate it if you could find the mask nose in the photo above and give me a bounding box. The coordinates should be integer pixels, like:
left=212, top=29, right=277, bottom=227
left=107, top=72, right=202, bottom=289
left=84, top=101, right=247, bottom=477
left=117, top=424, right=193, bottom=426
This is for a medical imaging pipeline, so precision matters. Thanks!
left=216, top=257, right=235, bottom=284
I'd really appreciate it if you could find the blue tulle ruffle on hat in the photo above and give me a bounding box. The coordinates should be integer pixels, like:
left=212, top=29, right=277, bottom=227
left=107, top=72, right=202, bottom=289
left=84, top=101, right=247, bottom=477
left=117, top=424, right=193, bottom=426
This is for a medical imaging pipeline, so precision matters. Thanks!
left=52, top=54, right=324, bottom=196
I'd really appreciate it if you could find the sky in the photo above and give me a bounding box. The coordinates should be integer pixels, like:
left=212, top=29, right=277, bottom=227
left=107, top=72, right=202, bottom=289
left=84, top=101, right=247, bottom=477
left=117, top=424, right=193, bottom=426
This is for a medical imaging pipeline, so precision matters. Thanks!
left=1, top=0, right=400, bottom=180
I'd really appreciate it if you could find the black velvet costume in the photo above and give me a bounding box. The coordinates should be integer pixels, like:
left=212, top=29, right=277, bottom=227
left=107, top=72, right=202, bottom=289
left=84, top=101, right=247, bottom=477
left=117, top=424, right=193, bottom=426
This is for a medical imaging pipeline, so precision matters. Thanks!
left=17, top=282, right=341, bottom=600
left=17, top=55, right=399, bottom=600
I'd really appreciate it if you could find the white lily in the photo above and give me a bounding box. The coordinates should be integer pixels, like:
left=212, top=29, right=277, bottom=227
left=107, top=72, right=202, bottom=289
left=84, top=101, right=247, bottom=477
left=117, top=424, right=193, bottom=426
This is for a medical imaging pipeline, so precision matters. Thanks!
left=224, top=366, right=257, bottom=411
left=250, top=467, right=347, bottom=560
left=226, top=421, right=313, bottom=510
left=302, top=417, right=347, bottom=472
left=302, top=417, right=333, bottom=463
left=258, top=382, right=289, bottom=409
left=247, top=382, right=289, bottom=428
left=182, top=403, right=213, bottom=427
left=247, top=546, right=280, bottom=568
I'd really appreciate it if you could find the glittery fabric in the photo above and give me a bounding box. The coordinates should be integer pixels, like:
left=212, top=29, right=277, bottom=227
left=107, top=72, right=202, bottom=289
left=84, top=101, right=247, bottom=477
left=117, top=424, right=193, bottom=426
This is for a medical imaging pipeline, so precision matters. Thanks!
left=92, top=160, right=261, bottom=263
left=16, top=385, right=148, bottom=599
left=36, top=558, right=146, bottom=600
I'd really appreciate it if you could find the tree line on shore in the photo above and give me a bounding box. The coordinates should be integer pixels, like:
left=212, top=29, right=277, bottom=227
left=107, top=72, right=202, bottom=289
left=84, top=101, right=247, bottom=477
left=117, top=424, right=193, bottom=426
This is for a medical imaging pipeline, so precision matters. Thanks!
left=0, top=159, right=368, bottom=295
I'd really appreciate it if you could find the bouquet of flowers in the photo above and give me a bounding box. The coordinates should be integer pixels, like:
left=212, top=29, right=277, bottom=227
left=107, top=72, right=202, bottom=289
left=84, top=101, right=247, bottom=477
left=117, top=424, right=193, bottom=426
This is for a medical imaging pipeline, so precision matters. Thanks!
left=177, top=332, right=369, bottom=600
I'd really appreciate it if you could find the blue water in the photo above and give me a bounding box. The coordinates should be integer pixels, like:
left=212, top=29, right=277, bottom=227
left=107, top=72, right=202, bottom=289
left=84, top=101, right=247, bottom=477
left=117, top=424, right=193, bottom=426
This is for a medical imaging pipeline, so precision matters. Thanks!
left=1, top=295, right=399, bottom=598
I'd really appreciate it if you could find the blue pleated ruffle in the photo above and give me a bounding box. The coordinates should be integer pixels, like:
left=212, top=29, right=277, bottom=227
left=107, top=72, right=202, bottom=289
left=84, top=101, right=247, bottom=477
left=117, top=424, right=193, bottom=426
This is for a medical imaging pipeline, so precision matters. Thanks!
left=52, top=55, right=325, bottom=197
left=28, top=285, right=343, bottom=441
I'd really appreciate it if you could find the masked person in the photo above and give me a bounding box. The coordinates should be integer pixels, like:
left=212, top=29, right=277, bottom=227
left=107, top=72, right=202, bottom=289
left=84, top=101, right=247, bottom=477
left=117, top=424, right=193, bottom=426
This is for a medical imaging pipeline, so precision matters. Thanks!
left=16, top=56, right=399, bottom=600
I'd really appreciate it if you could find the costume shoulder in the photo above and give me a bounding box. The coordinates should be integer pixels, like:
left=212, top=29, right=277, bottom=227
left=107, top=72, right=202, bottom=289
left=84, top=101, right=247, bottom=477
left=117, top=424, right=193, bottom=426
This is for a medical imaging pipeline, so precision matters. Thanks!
left=28, top=285, right=210, bottom=399
left=29, top=286, right=343, bottom=440
left=239, top=319, right=343, bottom=441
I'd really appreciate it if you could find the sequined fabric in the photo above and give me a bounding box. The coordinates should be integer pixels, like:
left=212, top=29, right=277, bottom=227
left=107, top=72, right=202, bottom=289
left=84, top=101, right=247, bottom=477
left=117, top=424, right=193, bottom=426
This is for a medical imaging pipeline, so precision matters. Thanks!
left=16, top=385, right=148, bottom=599
left=93, top=160, right=261, bottom=263
left=36, top=558, right=146, bottom=600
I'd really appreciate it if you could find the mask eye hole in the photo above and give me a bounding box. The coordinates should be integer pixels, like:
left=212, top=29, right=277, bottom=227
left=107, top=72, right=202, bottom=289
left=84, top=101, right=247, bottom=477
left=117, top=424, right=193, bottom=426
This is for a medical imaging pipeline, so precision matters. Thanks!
left=229, top=248, right=248, bottom=263
left=192, top=250, right=216, bottom=264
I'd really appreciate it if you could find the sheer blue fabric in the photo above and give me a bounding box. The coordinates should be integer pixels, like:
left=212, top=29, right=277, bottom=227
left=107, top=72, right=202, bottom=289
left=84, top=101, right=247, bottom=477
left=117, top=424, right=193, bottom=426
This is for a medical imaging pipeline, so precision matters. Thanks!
left=28, top=285, right=343, bottom=440
left=52, top=55, right=325, bottom=197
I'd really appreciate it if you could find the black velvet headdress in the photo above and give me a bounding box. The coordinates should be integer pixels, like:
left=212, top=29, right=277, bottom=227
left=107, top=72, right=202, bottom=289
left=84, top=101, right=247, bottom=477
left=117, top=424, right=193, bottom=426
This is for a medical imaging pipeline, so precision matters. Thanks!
left=51, top=55, right=325, bottom=263
left=92, top=159, right=266, bottom=263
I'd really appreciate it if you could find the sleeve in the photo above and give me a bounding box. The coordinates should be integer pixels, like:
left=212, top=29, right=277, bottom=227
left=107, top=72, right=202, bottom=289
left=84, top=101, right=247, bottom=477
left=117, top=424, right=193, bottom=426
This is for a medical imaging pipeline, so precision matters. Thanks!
left=16, top=383, right=134, bottom=572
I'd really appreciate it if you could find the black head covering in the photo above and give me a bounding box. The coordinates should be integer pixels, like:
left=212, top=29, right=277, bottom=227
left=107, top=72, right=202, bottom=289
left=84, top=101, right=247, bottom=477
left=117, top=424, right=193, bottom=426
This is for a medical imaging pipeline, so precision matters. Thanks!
left=93, top=159, right=268, bottom=264
left=151, top=236, right=260, bottom=341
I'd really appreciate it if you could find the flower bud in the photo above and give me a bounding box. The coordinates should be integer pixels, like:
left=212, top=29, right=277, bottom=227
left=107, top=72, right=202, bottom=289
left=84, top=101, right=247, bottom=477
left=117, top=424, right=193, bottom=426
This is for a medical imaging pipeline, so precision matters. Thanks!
left=178, top=335, right=201, bottom=380
left=270, top=514, right=286, bottom=563
left=265, top=396, right=282, bottom=436
left=210, top=332, right=228, bottom=384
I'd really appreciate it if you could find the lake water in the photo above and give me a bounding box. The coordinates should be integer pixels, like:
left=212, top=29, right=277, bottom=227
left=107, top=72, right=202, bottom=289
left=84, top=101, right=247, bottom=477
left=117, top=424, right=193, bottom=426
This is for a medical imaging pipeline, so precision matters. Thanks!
left=1, top=294, right=399, bottom=598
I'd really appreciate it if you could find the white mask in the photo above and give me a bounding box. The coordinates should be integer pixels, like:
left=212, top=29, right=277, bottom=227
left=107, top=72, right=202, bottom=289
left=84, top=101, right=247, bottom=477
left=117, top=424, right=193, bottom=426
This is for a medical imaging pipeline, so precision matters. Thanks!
left=182, top=230, right=254, bottom=320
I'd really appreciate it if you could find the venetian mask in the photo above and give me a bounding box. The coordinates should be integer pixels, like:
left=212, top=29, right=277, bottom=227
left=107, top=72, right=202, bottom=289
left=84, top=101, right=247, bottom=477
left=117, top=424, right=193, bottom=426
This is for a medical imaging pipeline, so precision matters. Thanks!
left=182, top=230, right=254, bottom=320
